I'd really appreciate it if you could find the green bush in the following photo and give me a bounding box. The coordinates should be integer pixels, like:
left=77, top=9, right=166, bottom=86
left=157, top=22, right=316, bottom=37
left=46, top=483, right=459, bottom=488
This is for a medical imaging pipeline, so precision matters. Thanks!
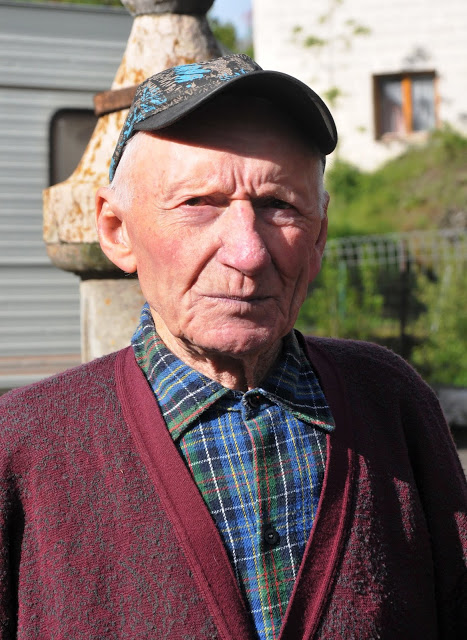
left=325, top=128, right=467, bottom=238
left=410, top=259, right=467, bottom=387
left=430, top=124, right=467, bottom=161
left=296, top=254, right=387, bottom=341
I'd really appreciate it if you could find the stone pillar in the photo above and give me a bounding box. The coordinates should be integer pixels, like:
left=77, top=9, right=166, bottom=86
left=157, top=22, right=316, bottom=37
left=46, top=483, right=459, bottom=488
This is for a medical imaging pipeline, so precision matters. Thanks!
left=43, top=0, right=220, bottom=361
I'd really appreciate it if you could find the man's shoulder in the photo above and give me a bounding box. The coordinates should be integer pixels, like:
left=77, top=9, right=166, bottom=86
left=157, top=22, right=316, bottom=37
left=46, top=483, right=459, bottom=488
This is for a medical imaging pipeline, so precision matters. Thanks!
left=303, top=335, right=448, bottom=439
left=305, top=335, right=403, bottom=364
left=303, top=335, right=428, bottom=391
left=1, top=349, right=121, bottom=404
left=0, top=349, right=127, bottom=443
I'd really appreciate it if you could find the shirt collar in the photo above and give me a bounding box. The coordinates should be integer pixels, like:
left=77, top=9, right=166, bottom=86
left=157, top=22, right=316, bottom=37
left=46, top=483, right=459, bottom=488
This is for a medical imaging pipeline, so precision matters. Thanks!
left=132, top=304, right=335, bottom=440
left=260, top=330, right=335, bottom=432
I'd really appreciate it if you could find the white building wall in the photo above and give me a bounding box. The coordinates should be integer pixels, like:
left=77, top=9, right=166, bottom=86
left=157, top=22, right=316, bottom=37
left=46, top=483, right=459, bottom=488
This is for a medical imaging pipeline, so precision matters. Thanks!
left=253, top=0, right=467, bottom=169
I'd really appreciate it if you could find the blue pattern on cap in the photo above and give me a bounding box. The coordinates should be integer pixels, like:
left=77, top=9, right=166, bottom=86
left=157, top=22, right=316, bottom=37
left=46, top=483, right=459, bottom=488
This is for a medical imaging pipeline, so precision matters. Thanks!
left=110, top=86, right=168, bottom=178
left=174, top=63, right=212, bottom=83
left=109, top=53, right=337, bottom=182
left=109, top=54, right=262, bottom=181
left=219, top=68, right=248, bottom=81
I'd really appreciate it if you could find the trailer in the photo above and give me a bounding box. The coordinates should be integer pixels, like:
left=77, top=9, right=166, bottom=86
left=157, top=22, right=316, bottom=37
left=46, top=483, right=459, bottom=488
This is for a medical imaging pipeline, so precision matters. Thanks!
left=0, top=1, right=132, bottom=390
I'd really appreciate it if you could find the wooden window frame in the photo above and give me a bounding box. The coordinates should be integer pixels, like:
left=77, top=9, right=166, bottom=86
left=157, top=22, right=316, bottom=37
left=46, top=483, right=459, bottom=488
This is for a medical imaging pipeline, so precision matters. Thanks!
left=373, top=71, right=438, bottom=140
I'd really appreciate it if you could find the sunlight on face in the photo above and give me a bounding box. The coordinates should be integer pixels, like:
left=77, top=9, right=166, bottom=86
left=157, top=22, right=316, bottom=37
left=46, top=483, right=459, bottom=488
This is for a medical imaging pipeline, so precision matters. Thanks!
left=112, top=99, right=328, bottom=363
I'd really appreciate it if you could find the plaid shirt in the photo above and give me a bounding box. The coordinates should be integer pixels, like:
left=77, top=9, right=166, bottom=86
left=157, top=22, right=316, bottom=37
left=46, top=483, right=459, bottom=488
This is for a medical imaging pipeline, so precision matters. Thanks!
left=132, top=304, right=335, bottom=640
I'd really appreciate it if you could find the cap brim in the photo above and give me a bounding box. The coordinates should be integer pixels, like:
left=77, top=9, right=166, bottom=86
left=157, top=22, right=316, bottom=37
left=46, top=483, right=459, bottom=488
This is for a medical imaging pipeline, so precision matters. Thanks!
left=134, top=70, right=337, bottom=155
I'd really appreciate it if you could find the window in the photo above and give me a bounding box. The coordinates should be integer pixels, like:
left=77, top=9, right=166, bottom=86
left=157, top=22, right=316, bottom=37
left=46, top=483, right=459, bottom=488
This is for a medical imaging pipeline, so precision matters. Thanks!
left=49, top=109, right=98, bottom=185
left=373, top=72, right=437, bottom=139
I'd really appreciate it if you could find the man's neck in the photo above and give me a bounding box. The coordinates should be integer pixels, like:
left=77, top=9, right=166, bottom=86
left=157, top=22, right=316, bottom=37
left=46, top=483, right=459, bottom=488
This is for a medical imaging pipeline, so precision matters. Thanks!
left=153, top=314, right=282, bottom=392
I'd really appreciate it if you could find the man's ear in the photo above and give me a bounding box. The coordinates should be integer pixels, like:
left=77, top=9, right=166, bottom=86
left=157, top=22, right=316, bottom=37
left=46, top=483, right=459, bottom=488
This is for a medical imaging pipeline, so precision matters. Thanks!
left=308, top=190, right=329, bottom=285
left=95, top=186, right=137, bottom=274
left=315, top=191, right=330, bottom=257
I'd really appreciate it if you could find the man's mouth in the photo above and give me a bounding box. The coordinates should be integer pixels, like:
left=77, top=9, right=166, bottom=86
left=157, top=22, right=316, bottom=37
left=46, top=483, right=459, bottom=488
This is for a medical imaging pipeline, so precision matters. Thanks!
left=208, top=294, right=269, bottom=303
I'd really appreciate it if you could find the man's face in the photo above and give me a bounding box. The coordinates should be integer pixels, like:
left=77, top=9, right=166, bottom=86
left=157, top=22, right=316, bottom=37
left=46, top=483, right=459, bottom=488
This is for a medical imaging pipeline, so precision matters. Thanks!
left=103, top=103, right=328, bottom=361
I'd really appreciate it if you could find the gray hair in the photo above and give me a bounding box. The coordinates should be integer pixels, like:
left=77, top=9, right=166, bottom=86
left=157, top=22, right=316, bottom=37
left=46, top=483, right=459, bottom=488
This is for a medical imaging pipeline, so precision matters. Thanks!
left=109, top=132, right=142, bottom=211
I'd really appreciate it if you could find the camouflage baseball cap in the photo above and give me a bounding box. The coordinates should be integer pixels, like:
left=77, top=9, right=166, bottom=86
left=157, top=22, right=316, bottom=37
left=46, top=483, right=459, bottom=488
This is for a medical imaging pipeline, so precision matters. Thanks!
left=109, top=53, right=337, bottom=181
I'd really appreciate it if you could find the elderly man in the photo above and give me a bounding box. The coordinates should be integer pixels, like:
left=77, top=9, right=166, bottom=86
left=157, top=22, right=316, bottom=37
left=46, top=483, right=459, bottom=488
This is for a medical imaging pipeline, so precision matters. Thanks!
left=1, top=55, right=466, bottom=639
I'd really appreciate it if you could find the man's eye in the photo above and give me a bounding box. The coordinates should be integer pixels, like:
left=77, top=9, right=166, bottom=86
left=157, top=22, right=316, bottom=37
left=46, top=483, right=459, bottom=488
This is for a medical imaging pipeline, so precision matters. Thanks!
left=184, top=197, right=206, bottom=206
left=258, top=198, right=293, bottom=211
left=269, top=198, right=291, bottom=210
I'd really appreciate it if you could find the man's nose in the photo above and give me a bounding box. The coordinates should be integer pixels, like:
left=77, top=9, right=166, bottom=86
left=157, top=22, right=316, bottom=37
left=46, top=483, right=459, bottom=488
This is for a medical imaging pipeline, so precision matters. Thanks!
left=216, top=200, right=271, bottom=275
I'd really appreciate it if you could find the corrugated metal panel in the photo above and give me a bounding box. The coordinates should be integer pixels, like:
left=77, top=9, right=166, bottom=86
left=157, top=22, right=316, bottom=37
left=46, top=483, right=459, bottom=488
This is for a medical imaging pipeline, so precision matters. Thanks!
left=0, top=2, right=131, bottom=90
left=0, top=2, right=132, bottom=388
left=0, top=266, right=81, bottom=354
left=0, top=86, right=95, bottom=263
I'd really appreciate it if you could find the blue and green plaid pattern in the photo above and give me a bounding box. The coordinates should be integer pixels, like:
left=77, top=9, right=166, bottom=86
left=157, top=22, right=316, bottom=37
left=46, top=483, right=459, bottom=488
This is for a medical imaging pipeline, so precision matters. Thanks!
left=132, top=304, right=335, bottom=640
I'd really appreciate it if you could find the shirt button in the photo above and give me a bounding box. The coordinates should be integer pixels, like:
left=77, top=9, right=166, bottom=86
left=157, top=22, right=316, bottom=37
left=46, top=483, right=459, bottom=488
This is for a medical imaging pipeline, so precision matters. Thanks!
left=263, top=525, right=280, bottom=547
left=246, top=394, right=261, bottom=409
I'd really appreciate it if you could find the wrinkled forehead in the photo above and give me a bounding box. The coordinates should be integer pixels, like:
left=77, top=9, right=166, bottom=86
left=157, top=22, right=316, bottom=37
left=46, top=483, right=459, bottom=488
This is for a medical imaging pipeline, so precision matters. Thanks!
left=116, top=128, right=323, bottom=219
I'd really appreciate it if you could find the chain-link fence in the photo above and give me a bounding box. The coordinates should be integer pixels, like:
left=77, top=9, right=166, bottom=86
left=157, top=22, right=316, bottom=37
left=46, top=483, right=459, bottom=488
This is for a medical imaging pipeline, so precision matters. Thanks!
left=325, top=229, right=467, bottom=266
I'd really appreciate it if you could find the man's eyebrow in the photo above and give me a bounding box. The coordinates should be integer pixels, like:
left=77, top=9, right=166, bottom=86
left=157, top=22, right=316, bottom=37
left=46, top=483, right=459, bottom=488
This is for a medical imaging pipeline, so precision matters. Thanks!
left=252, top=184, right=312, bottom=204
left=158, top=174, right=219, bottom=196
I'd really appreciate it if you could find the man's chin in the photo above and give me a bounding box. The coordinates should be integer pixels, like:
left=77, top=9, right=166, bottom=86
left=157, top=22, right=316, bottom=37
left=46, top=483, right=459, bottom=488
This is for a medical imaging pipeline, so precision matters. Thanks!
left=183, top=325, right=285, bottom=360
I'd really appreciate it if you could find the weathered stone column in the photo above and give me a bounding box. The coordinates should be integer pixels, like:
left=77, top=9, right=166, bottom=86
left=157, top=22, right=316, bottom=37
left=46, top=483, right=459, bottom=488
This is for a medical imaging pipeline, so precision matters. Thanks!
left=43, top=0, right=220, bottom=361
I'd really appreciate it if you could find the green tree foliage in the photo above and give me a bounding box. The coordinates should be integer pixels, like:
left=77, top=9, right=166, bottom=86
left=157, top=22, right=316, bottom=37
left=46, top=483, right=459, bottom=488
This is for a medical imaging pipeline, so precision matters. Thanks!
left=208, top=16, right=238, bottom=52
left=296, top=253, right=385, bottom=342
left=411, top=257, right=467, bottom=387
left=208, top=14, right=254, bottom=57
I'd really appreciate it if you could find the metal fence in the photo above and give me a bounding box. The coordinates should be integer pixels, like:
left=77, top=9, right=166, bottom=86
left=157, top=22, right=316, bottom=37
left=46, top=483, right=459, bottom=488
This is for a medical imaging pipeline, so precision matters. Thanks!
left=324, top=228, right=467, bottom=267
left=299, top=229, right=466, bottom=385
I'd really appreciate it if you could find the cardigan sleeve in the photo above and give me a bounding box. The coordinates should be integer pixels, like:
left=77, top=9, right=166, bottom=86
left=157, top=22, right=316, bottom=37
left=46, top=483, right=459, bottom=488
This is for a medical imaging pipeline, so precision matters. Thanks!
left=303, top=335, right=467, bottom=637
left=0, top=477, right=20, bottom=639
left=398, top=375, right=467, bottom=637
left=0, top=389, right=24, bottom=639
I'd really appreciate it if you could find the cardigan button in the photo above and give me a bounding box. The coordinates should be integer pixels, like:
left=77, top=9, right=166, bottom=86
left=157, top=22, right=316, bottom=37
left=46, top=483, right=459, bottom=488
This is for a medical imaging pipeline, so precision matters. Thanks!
left=263, top=525, right=280, bottom=547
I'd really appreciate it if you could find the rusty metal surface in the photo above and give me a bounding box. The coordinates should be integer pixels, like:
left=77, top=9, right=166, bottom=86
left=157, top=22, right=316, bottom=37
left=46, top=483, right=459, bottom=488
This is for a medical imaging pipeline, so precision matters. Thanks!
left=111, top=14, right=221, bottom=89
left=46, top=243, right=121, bottom=275
left=43, top=12, right=222, bottom=269
left=43, top=110, right=128, bottom=246
left=94, top=85, right=138, bottom=116
left=1, top=3, right=135, bottom=368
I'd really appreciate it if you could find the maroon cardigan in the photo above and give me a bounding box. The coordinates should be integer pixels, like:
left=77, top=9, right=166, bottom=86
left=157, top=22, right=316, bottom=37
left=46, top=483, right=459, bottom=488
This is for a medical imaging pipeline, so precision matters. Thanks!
left=0, top=337, right=466, bottom=639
